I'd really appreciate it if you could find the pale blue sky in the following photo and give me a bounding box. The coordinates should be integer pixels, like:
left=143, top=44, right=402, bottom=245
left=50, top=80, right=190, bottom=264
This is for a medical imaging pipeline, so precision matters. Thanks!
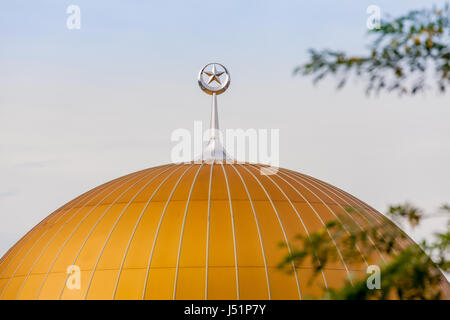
left=1, top=0, right=449, bottom=259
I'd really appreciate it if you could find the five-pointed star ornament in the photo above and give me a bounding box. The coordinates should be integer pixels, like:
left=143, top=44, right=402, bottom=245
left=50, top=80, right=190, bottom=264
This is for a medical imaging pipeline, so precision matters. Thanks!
left=204, top=64, right=224, bottom=85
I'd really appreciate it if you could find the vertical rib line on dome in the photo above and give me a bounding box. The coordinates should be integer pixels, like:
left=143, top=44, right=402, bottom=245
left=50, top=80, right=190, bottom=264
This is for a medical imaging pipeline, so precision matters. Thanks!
left=290, top=172, right=388, bottom=264
left=84, top=165, right=182, bottom=299
left=295, top=171, right=384, bottom=225
left=34, top=168, right=156, bottom=300
left=113, top=164, right=200, bottom=300
left=0, top=172, right=121, bottom=299
left=204, top=162, right=214, bottom=300
left=229, top=164, right=272, bottom=300
left=0, top=202, right=72, bottom=272
left=57, top=165, right=175, bottom=300
left=172, top=163, right=204, bottom=300
left=86, top=164, right=182, bottom=299
left=237, top=164, right=302, bottom=300
left=16, top=169, right=147, bottom=300
left=0, top=192, right=85, bottom=282
left=83, top=164, right=184, bottom=299
left=296, top=172, right=410, bottom=252
left=248, top=164, right=328, bottom=290
left=285, top=169, right=406, bottom=255
left=262, top=168, right=353, bottom=284
left=275, top=169, right=367, bottom=277
left=221, top=163, right=240, bottom=300
left=288, top=170, right=388, bottom=230
left=0, top=178, right=109, bottom=280
left=141, top=164, right=195, bottom=300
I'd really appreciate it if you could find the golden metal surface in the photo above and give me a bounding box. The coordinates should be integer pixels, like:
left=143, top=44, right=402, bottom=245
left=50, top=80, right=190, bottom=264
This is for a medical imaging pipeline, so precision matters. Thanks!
left=0, top=162, right=414, bottom=300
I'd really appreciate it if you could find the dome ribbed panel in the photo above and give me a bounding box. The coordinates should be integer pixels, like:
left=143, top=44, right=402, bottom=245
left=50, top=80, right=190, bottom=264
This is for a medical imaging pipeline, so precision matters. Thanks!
left=0, top=163, right=414, bottom=300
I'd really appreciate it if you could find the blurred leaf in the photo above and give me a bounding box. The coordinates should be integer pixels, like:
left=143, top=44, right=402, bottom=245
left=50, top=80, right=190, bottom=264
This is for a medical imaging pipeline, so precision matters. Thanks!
left=294, top=3, right=450, bottom=96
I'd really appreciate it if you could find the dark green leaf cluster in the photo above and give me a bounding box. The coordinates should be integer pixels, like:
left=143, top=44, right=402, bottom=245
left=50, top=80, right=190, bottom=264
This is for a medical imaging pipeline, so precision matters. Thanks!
left=295, top=3, right=450, bottom=95
left=278, top=203, right=449, bottom=299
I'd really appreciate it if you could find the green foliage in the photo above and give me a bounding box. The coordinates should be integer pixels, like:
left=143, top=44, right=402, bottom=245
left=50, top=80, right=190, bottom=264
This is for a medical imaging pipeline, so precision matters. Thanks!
left=388, top=202, right=423, bottom=228
left=295, top=3, right=450, bottom=95
left=328, top=244, right=445, bottom=299
left=286, top=3, right=450, bottom=298
left=278, top=203, right=450, bottom=299
left=278, top=221, right=340, bottom=282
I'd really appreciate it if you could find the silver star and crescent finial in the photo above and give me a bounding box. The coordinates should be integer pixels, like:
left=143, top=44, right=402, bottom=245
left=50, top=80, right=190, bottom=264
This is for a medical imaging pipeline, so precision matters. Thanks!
left=198, top=63, right=230, bottom=95
left=197, top=63, right=231, bottom=161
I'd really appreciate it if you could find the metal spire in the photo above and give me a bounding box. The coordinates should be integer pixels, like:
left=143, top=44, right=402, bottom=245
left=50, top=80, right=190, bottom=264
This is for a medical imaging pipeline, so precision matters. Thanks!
left=197, top=63, right=231, bottom=161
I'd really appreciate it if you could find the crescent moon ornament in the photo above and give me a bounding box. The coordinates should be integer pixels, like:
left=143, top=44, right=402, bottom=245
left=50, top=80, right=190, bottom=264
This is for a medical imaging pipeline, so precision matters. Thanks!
left=196, top=63, right=232, bottom=161
left=198, top=63, right=230, bottom=95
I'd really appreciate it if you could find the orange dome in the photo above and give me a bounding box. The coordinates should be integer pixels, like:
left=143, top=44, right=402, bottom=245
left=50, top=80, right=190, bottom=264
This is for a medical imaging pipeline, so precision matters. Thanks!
left=0, top=162, right=413, bottom=300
